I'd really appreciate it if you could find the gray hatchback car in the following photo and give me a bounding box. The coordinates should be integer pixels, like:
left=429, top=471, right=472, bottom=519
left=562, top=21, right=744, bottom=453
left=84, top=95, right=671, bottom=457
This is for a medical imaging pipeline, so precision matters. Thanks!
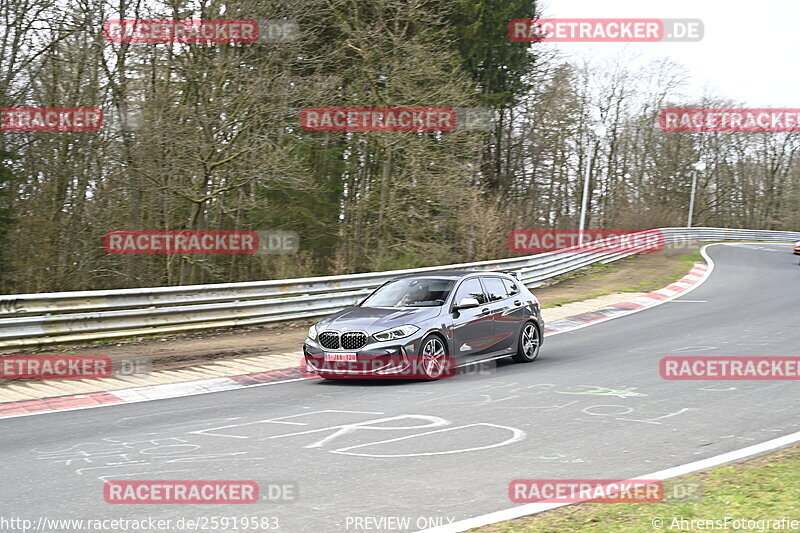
left=303, top=271, right=544, bottom=380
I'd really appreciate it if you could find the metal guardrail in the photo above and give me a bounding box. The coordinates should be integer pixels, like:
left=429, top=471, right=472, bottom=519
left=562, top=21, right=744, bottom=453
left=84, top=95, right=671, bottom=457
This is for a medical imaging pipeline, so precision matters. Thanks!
left=0, top=227, right=797, bottom=348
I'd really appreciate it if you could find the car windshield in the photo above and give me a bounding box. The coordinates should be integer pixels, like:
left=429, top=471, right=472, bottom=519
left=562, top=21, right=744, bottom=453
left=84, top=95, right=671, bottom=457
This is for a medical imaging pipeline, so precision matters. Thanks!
left=360, top=278, right=456, bottom=308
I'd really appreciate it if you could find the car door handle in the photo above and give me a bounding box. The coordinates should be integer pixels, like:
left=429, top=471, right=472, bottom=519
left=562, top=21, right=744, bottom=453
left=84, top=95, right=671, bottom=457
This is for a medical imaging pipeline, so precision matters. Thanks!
left=514, top=300, right=522, bottom=306
left=478, top=308, right=490, bottom=316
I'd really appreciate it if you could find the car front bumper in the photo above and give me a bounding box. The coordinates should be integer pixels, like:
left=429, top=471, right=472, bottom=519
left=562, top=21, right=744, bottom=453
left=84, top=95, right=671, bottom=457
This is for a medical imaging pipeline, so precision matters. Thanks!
left=303, top=334, right=430, bottom=377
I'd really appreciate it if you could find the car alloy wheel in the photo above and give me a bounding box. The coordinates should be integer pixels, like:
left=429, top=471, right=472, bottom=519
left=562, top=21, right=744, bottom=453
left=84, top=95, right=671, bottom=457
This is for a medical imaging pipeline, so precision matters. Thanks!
left=420, top=336, right=447, bottom=379
left=513, top=322, right=540, bottom=363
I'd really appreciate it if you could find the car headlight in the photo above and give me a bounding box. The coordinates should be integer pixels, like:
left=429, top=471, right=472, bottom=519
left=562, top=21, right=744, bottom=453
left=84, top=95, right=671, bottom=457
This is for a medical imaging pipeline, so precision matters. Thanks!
left=373, top=325, right=419, bottom=342
left=308, top=324, right=318, bottom=340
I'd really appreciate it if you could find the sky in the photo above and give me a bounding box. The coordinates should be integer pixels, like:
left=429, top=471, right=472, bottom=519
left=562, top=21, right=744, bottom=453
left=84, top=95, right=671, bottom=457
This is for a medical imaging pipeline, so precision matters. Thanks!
left=540, top=0, right=797, bottom=107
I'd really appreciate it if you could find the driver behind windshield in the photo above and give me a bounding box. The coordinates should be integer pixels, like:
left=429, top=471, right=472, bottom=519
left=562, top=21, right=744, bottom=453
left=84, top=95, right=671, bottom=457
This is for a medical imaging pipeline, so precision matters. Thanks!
left=398, top=284, right=433, bottom=306
left=359, top=278, right=455, bottom=308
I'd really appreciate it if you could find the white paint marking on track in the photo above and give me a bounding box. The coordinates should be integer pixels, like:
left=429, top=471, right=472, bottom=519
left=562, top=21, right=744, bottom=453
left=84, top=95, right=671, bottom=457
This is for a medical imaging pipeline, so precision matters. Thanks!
left=417, top=430, right=800, bottom=533
left=330, top=423, right=527, bottom=458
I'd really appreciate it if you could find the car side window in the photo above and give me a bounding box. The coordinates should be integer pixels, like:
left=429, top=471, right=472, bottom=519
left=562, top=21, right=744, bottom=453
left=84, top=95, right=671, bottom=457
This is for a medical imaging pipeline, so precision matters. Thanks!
left=454, top=278, right=487, bottom=305
left=481, top=277, right=507, bottom=302
left=503, top=278, right=520, bottom=297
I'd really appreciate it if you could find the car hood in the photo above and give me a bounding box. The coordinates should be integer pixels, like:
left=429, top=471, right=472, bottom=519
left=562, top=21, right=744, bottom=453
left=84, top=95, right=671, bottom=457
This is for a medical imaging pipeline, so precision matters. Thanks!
left=318, top=306, right=441, bottom=332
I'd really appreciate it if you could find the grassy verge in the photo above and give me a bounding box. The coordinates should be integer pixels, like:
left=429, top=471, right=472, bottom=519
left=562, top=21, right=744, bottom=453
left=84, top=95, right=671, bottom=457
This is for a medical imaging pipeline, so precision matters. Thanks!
left=472, top=445, right=800, bottom=532
left=539, top=249, right=703, bottom=309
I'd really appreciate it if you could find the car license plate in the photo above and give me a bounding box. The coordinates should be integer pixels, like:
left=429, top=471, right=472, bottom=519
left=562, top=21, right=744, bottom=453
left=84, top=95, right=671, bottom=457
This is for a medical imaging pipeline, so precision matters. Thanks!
left=324, top=352, right=357, bottom=361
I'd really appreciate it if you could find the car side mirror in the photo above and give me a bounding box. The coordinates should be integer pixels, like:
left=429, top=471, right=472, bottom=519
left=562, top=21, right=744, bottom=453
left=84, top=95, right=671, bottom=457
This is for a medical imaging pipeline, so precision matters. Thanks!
left=454, top=297, right=480, bottom=310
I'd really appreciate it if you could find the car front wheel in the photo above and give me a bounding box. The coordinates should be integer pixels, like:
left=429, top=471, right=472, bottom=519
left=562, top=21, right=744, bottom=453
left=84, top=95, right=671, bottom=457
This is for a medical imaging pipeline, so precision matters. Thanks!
left=418, top=334, right=449, bottom=379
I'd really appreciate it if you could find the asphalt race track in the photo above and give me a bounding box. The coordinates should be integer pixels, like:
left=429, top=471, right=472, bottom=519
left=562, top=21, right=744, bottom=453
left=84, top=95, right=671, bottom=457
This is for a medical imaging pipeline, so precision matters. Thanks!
left=2, top=243, right=799, bottom=533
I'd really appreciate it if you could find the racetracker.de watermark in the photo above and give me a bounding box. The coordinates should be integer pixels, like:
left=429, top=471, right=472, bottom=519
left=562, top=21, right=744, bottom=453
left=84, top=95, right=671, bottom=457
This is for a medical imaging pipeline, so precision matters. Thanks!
left=660, top=108, right=800, bottom=133
left=509, top=479, right=663, bottom=503
left=660, top=357, right=800, bottom=380
left=103, top=230, right=299, bottom=255
left=104, top=481, right=258, bottom=504
left=509, top=229, right=664, bottom=254
left=103, top=19, right=298, bottom=44
left=1, top=355, right=150, bottom=380
left=508, top=18, right=703, bottom=42
left=302, top=354, right=459, bottom=379
left=104, top=19, right=251, bottom=43
left=103, top=481, right=297, bottom=504
left=300, top=108, right=456, bottom=132
left=1, top=107, right=102, bottom=131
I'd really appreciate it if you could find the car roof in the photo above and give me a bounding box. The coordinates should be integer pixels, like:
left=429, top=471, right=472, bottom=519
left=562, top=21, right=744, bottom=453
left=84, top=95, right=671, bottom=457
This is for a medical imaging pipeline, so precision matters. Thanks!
left=393, top=270, right=516, bottom=280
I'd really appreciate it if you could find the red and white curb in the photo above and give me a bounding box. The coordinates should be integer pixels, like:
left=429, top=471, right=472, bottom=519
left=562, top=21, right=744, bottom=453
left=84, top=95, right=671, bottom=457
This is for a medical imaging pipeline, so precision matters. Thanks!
left=0, top=255, right=714, bottom=420
left=544, top=262, right=709, bottom=336
left=0, top=368, right=314, bottom=419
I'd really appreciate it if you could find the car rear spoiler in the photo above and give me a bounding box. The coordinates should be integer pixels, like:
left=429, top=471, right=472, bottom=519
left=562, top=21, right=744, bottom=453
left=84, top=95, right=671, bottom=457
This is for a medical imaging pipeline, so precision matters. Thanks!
left=500, top=270, right=520, bottom=280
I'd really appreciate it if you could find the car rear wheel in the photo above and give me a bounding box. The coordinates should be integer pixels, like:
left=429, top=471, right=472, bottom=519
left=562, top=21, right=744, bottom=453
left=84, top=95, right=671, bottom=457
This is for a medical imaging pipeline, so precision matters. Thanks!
left=512, top=321, right=540, bottom=363
left=419, top=334, right=448, bottom=379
